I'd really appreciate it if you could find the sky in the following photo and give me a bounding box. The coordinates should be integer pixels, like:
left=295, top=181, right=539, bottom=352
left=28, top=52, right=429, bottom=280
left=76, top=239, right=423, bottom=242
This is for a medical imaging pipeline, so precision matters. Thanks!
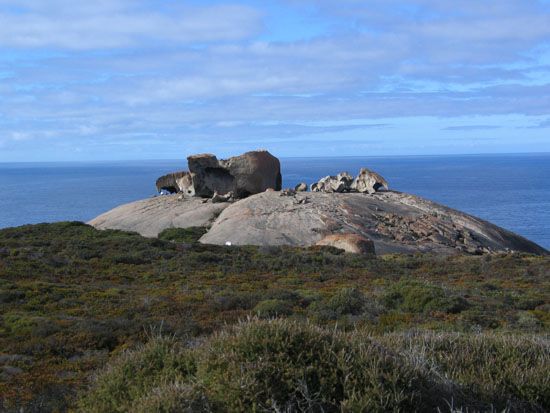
left=0, top=0, right=549, bottom=161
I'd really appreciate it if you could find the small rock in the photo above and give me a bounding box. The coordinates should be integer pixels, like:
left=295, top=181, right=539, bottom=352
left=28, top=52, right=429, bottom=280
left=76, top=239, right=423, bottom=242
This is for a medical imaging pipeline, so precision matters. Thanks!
left=316, top=233, right=376, bottom=255
left=211, top=191, right=233, bottom=203
left=295, top=182, right=308, bottom=192
left=280, top=188, right=297, bottom=197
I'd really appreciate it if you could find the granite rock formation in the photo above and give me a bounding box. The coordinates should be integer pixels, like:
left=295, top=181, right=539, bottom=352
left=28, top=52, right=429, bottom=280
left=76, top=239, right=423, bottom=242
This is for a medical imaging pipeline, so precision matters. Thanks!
left=295, top=183, right=308, bottom=192
left=90, top=154, right=547, bottom=256
left=198, top=191, right=547, bottom=255
left=352, top=168, right=389, bottom=194
left=89, top=196, right=229, bottom=238
left=188, top=150, right=282, bottom=198
left=155, top=172, right=195, bottom=196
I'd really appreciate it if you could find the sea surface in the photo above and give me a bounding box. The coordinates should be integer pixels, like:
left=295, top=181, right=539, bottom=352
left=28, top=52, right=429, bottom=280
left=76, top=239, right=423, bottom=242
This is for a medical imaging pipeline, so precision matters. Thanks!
left=0, top=153, right=549, bottom=249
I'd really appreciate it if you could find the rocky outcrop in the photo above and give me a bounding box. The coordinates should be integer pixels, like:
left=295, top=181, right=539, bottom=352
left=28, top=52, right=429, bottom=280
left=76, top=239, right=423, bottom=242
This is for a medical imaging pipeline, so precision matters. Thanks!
left=312, top=172, right=354, bottom=193
left=156, top=172, right=195, bottom=195
left=188, top=150, right=282, bottom=199
left=198, top=191, right=547, bottom=255
left=88, top=195, right=229, bottom=238
left=311, top=170, right=387, bottom=194
left=316, top=234, right=375, bottom=255
left=352, top=168, right=388, bottom=194
left=91, top=161, right=548, bottom=256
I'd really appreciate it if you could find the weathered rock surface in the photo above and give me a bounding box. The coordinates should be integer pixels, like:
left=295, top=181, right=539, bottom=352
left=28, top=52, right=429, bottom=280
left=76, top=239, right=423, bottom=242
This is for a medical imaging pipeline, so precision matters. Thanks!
left=188, top=150, right=282, bottom=198
left=155, top=172, right=195, bottom=195
left=352, top=168, right=388, bottom=194
left=88, top=196, right=229, bottom=238
left=316, top=234, right=376, bottom=255
left=199, top=191, right=547, bottom=255
left=89, top=190, right=547, bottom=255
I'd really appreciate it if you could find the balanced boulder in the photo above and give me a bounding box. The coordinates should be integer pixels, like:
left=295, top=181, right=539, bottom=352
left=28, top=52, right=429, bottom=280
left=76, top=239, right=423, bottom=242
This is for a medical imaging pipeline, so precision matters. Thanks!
left=188, top=150, right=282, bottom=199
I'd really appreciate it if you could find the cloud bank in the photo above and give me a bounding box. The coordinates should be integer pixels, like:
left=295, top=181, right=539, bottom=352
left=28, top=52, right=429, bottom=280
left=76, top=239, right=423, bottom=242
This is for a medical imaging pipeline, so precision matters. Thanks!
left=0, top=0, right=549, bottom=160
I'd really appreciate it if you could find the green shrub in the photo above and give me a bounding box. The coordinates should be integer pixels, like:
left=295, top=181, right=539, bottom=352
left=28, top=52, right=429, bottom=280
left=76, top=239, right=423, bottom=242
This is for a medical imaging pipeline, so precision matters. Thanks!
left=80, top=319, right=444, bottom=412
left=383, top=280, right=469, bottom=314
left=78, top=336, right=196, bottom=413
left=130, top=382, right=211, bottom=413
left=379, top=331, right=550, bottom=411
left=158, top=227, right=207, bottom=244
left=253, top=299, right=293, bottom=318
left=327, top=287, right=366, bottom=315
left=308, top=287, right=369, bottom=322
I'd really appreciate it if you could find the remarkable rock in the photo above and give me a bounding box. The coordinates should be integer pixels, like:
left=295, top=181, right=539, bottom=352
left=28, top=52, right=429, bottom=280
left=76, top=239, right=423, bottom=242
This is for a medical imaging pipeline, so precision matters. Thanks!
left=188, top=150, right=282, bottom=199
left=316, top=233, right=375, bottom=255
left=156, top=172, right=195, bottom=196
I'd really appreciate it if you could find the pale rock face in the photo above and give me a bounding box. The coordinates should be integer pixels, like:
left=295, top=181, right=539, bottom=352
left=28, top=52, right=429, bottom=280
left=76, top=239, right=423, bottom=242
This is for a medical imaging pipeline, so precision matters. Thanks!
left=198, top=191, right=547, bottom=256
left=175, top=174, right=195, bottom=197
left=88, top=196, right=230, bottom=238
left=352, top=168, right=389, bottom=194
left=316, top=233, right=375, bottom=255
left=295, top=183, right=308, bottom=192
left=156, top=171, right=194, bottom=194
left=315, top=172, right=353, bottom=193
left=188, top=150, right=282, bottom=198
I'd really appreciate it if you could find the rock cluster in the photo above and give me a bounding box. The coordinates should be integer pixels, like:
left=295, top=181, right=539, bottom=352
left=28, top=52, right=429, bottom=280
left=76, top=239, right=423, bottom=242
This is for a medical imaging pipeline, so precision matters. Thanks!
left=310, top=169, right=388, bottom=194
left=156, top=150, right=282, bottom=201
left=96, top=150, right=548, bottom=256
left=156, top=151, right=389, bottom=205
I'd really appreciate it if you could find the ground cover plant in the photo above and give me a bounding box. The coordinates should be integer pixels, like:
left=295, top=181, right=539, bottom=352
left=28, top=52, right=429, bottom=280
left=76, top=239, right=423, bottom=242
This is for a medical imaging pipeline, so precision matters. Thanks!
left=0, top=222, right=548, bottom=412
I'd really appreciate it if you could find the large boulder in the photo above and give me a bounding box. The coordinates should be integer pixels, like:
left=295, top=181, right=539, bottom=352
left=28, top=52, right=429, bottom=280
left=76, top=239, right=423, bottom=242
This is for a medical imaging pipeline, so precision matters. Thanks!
left=188, top=150, right=282, bottom=198
left=155, top=172, right=195, bottom=195
left=352, top=168, right=388, bottom=194
left=316, top=234, right=375, bottom=255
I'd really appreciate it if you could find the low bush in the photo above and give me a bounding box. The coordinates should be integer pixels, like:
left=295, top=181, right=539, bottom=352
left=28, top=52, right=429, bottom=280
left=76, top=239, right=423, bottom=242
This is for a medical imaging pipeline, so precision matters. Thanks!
left=79, top=319, right=550, bottom=412
left=158, top=227, right=208, bottom=244
left=78, top=336, right=196, bottom=413
left=379, top=331, right=550, bottom=411
left=80, top=319, right=444, bottom=412
left=253, top=299, right=293, bottom=318
left=383, top=279, right=469, bottom=314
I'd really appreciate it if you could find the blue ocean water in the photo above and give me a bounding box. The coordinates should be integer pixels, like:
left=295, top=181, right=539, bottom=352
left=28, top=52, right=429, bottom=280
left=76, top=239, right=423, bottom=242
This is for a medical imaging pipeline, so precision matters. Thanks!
left=0, top=154, right=548, bottom=249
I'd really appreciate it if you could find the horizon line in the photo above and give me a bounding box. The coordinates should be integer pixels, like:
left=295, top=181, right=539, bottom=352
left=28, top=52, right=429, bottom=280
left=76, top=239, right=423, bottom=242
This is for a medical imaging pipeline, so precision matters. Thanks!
left=1, top=151, right=549, bottom=165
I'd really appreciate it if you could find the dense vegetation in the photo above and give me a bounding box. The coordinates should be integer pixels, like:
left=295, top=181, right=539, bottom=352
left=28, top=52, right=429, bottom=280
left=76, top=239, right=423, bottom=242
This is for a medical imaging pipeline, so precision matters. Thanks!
left=0, top=222, right=548, bottom=412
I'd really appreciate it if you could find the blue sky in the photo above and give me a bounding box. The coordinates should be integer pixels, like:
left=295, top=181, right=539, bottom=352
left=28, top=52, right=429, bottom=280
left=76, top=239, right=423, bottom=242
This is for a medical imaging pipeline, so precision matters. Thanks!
left=0, top=0, right=549, bottom=161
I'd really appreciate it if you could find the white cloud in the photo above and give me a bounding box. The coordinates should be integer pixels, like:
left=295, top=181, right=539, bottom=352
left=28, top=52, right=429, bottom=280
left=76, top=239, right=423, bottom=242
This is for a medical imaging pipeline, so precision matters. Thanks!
left=0, top=1, right=262, bottom=49
left=0, top=0, right=549, bottom=160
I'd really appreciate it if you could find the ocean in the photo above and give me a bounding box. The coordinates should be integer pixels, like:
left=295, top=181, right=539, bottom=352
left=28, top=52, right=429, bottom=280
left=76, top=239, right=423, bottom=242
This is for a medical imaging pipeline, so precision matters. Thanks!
left=0, top=153, right=549, bottom=249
